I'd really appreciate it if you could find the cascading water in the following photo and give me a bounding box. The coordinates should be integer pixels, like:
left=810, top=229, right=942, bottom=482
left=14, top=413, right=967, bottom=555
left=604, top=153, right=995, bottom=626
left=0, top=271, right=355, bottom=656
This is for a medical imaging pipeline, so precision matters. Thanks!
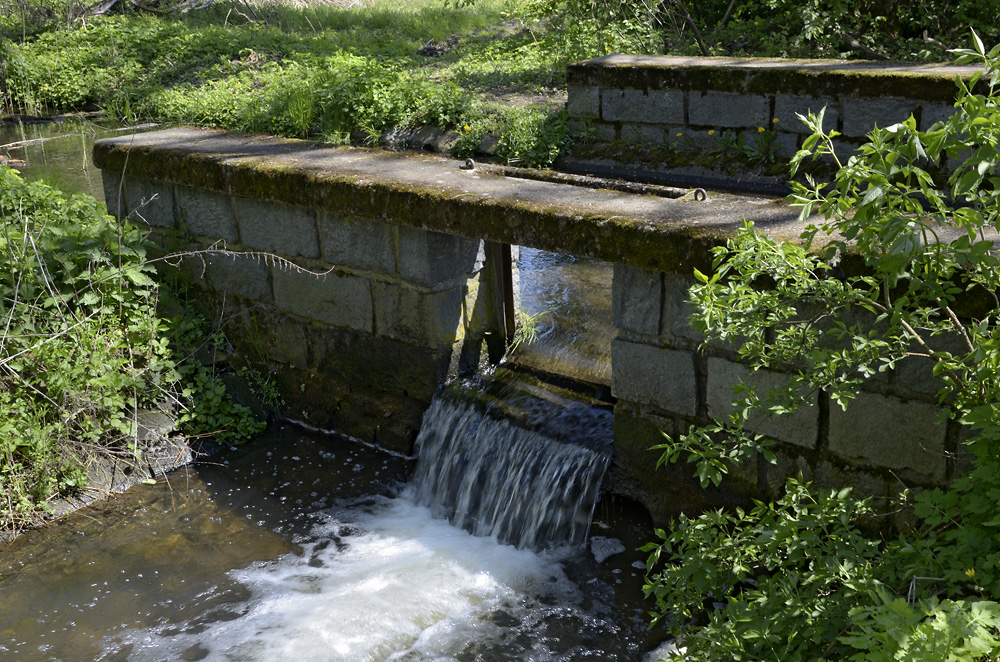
left=411, top=390, right=613, bottom=550
left=1, top=410, right=654, bottom=661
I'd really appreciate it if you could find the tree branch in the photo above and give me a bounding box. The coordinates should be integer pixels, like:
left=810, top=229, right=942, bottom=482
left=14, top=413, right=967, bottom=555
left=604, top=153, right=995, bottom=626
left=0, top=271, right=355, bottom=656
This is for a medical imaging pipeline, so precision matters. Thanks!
left=670, top=0, right=709, bottom=56
left=707, top=0, right=737, bottom=49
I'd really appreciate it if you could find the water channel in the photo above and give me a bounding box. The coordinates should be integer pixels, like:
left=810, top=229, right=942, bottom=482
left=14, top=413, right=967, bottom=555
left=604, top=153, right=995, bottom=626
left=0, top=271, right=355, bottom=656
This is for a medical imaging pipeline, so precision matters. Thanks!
left=0, top=119, right=660, bottom=660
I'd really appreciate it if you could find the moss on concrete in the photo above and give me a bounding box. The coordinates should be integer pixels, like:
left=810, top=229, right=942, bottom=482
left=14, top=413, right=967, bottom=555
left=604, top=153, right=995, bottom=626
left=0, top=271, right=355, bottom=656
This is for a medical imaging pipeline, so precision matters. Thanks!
left=567, top=55, right=984, bottom=101
left=95, top=127, right=808, bottom=277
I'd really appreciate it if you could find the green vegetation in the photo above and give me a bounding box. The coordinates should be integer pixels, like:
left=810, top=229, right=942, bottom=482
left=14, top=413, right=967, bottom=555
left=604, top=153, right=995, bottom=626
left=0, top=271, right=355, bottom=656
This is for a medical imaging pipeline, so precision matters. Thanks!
left=4, top=0, right=1000, bottom=651
left=0, top=166, right=262, bottom=531
left=4, top=0, right=998, bottom=170
left=0, top=0, right=572, bottom=167
left=643, top=34, right=1000, bottom=660
left=453, top=0, right=1000, bottom=60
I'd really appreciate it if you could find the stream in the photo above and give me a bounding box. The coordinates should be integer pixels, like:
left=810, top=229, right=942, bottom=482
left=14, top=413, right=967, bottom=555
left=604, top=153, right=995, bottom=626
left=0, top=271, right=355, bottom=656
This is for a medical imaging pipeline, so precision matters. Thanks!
left=1, top=425, right=656, bottom=661
left=1, top=119, right=658, bottom=661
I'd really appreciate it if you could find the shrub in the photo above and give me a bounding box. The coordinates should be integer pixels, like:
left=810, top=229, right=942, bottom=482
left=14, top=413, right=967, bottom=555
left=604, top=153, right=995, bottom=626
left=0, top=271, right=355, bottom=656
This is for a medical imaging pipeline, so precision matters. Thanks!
left=644, top=33, right=1000, bottom=661
left=0, top=167, right=261, bottom=530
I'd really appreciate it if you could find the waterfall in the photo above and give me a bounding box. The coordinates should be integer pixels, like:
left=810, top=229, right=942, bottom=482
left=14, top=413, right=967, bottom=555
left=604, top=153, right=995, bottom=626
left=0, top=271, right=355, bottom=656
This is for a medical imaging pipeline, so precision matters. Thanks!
left=411, top=389, right=613, bottom=550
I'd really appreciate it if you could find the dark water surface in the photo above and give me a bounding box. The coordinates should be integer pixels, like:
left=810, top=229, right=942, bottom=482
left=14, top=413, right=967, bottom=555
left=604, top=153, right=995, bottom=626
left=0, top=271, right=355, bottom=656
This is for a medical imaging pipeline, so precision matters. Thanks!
left=0, top=116, right=148, bottom=198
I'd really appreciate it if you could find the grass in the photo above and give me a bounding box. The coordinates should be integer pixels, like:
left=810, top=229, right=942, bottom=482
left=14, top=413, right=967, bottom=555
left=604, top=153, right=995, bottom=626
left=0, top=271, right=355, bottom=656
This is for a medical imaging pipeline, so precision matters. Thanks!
left=1, top=0, right=576, bottom=167
left=8, top=0, right=987, bottom=170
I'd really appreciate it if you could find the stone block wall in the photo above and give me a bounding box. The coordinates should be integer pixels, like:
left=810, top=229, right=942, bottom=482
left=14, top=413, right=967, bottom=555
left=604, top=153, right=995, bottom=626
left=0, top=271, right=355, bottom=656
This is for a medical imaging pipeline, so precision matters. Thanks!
left=102, top=172, right=501, bottom=455
left=607, top=264, right=964, bottom=523
left=566, top=55, right=982, bottom=167
left=95, top=127, right=971, bottom=527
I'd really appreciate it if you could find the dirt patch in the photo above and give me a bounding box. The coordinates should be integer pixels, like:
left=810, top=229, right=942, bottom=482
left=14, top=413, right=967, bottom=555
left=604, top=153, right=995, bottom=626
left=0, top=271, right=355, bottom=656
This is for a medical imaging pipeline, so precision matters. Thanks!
left=493, top=88, right=566, bottom=111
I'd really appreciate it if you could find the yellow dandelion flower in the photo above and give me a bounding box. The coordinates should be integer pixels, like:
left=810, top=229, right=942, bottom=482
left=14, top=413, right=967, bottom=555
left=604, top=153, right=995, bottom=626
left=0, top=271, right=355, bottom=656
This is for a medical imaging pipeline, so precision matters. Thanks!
left=772, top=117, right=779, bottom=123
left=676, top=132, right=683, bottom=137
left=464, top=125, right=471, bottom=131
left=757, top=126, right=766, bottom=133
left=708, top=129, right=715, bottom=136
left=966, top=568, right=976, bottom=578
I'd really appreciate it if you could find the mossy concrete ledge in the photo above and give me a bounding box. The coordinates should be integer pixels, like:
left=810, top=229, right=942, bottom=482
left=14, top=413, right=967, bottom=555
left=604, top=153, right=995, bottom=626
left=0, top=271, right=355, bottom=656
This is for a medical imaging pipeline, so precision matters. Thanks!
left=93, top=127, right=804, bottom=275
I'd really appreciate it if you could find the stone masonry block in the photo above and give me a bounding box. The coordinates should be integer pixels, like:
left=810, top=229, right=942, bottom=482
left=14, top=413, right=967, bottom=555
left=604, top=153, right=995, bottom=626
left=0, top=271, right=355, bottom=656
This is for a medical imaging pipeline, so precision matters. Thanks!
left=567, top=118, right=592, bottom=138
left=318, top=212, right=395, bottom=273
left=171, top=243, right=211, bottom=289
left=205, top=253, right=272, bottom=303
left=829, top=393, right=947, bottom=481
left=602, top=88, right=684, bottom=125
left=664, top=274, right=700, bottom=341
left=272, top=267, right=372, bottom=332
left=567, top=85, right=601, bottom=120
left=689, top=92, right=769, bottom=129
left=893, top=332, right=967, bottom=397
left=706, top=358, right=818, bottom=448
left=773, top=95, right=839, bottom=134
left=612, top=264, right=662, bottom=336
left=397, top=226, right=484, bottom=288
left=307, top=324, right=448, bottom=400
left=841, top=97, right=918, bottom=138
left=374, top=282, right=465, bottom=349
left=811, top=461, right=889, bottom=506
left=667, top=126, right=711, bottom=145
left=123, top=176, right=175, bottom=228
left=664, top=272, right=744, bottom=353
left=620, top=123, right=665, bottom=144
left=774, top=132, right=800, bottom=159
left=102, top=171, right=126, bottom=219
left=176, top=186, right=239, bottom=243
left=611, top=338, right=697, bottom=417
left=762, top=452, right=814, bottom=498
left=919, top=102, right=957, bottom=131
left=234, top=197, right=320, bottom=259
left=246, top=311, right=309, bottom=370
left=591, top=122, right=617, bottom=142
left=954, top=424, right=976, bottom=478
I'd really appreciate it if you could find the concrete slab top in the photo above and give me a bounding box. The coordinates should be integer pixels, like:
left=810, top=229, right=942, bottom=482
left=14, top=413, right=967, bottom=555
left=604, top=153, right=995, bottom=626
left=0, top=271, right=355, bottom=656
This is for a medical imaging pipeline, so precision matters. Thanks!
left=581, top=54, right=983, bottom=77
left=95, top=127, right=807, bottom=273
left=568, top=54, right=984, bottom=100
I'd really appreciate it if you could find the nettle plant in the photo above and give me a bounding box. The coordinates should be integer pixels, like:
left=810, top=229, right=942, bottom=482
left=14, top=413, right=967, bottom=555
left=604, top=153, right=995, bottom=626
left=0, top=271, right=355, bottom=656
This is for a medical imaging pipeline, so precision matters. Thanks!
left=644, top=34, right=1000, bottom=661
left=0, top=168, right=262, bottom=530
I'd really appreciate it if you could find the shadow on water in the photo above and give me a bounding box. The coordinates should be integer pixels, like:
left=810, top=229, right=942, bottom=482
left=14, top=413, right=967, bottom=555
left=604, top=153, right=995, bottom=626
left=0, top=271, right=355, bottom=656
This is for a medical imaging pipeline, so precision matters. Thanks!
left=1, top=424, right=657, bottom=661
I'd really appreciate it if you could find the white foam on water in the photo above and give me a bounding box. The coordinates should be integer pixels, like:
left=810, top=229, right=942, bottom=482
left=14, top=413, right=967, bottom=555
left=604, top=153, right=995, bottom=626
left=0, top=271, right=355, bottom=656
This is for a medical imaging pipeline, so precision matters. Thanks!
left=106, top=490, right=580, bottom=662
left=590, top=536, right=626, bottom=564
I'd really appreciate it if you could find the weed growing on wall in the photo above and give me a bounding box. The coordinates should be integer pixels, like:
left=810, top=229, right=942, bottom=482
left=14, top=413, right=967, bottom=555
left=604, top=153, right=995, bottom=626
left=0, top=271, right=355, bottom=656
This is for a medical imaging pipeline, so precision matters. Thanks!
left=643, top=33, right=1000, bottom=660
left=0, top=167, right=261, bottom=531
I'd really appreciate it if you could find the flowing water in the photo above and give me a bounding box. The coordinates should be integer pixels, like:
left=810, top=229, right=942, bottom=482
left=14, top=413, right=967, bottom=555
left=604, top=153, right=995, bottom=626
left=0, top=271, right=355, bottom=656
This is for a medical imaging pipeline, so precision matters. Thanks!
left=513, top=248, right=614, bottom=389
left=1, top=423, right=656, bottom=661
left=412, top=390, right=612, bottom=550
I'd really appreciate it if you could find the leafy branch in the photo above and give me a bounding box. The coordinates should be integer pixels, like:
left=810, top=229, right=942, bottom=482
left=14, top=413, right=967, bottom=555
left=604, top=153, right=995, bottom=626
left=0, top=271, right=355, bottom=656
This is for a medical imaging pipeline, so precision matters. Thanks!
left=644, top=32, right=1000, bottom=661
